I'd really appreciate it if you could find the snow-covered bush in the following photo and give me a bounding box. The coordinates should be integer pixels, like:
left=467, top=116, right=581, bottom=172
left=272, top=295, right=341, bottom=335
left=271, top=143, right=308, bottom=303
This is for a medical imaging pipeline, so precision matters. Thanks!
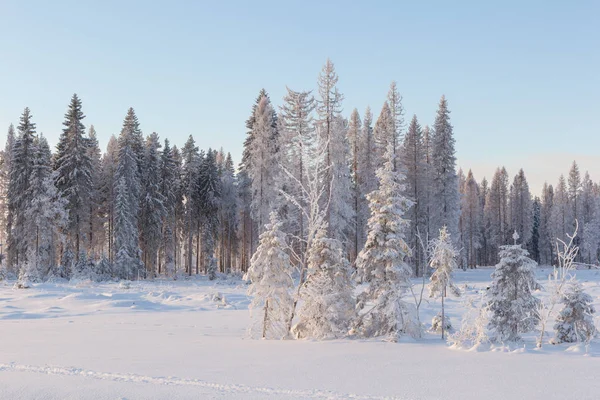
left=431, top=312, right=452, bottom=334
left=488, top=239, right=541, bottom=342
left=552, top=283, right=596, bottom=344
left=293, top=223, right=355, bottom=339
left=94, top=257, right=113, bottom=282
left=16, top=256, right=42, bottom=288
left=448, top=296, right=490, bottom=349
left=245, top=212, right=294, bottom=339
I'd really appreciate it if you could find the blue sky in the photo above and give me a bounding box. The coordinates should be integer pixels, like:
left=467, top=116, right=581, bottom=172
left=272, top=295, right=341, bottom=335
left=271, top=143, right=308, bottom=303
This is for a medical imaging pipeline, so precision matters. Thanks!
left=1, top=0, right=598, bottom=192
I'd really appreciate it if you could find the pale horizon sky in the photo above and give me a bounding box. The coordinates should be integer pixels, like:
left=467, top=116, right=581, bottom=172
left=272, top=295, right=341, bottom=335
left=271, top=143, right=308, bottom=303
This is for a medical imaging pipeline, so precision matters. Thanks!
left=1, top=0, right=598, bottom=194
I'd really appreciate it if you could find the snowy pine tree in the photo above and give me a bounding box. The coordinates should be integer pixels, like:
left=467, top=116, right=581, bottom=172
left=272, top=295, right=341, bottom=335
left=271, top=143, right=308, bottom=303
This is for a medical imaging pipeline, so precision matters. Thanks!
left=54, top=94, right=93, bottom=258
left=113, top=109, right=143, bottom=279
left=488, top=235, right=541, bottom=342
left=552, top=282, right=596, bottom=344
left=8, top=108, right=37, bottom=271
left=140, top=132, right=166, bottom=277
left=293, top=221, right=355, bottom=339
left=158, top=138, right=179, bottom=276
left=354, top=144, right=418, bottom=341
left=245, top=212, right=294, bottom=339
left=430, top=96, right=460, bottom=243
left=428, top=226, right=460, bottom=338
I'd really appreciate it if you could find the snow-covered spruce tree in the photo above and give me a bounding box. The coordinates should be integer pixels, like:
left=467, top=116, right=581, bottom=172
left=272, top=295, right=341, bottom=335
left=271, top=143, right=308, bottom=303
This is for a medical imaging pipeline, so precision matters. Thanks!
left=0, top=124, right=15, bottom=274
left=508, top=169, right=533, bottom=248
left=197, top=149, right=221, bottom=279
left=54, top=94, right=93, bottom=258
left=428, top=226, right=460, bottom=338
left=181, top=135, right=200, bottom=276
left=99, top=135, right=119, bottom=263
left=113, top=109, right=143, bottom=280
left=583, top=196, right=600, bottom=265
left=461, top=170, right=482, bottom=268
left=488, top=232, right=541, bottom=342
left=293, top=221, right=355, bottom=339
left=373, top=101, right=394, bottom=170
left=347, top=108, right=362, bottom=263
left=430, top=96, right=460, bottom=244
left=248, top=95, right=281, bottom=235
left=539, top=182, right=555, bottom=265
left=353, top=143, right=419, bottom=341
left=387, top=81, right=405, bottom=169
left=245, top=212, right=294, bottom=339
left=86, top=125, right=104, bottom=258
left=139, top=132, right=166, bottom=277
left=551, top=175, right=569, bottom=246
left=158, top=138, right=178, bottom=276
left=552, top=282, right=596, bottom=344
left=401, top=114, right=428, bottom=275
left=484, top=167, right=510, bottom=263
left=21, top=135, right=67, bottom=285
left=358, top=107, right=376, bottom=250
left=7, top=108, right=37, bottom=271
left=217, top=152, right=238, bottom=273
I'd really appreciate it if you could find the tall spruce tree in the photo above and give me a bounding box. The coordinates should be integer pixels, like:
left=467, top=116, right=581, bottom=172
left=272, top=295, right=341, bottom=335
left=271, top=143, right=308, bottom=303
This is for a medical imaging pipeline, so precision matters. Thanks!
left=354, top=144, right=417, bottom=341
left=430, top=96, right=460, bottom=243
left=113, top=109, right=143, bottom=279
left=8, top=108, right=37, bottom=270
left=140, top=132, right=166, bottom=277
left=54, top=94, right=93, bottom=258
left=401, top=115, right=428, bottom=274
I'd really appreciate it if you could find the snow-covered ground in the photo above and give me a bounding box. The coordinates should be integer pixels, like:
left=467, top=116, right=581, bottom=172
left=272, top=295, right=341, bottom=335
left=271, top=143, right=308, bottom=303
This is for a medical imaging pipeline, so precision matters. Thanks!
left=1, top=268, right=600, bottom=400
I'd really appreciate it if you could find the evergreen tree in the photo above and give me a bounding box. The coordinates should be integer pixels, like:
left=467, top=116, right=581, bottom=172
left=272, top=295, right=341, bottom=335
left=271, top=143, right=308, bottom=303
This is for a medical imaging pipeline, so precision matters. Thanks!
left=484, top=167, right=510, bottom=263
left=347, top=108, right=362, bottom=262
left=248, top=95, right=280, bottom=234
left=86, top=125, right=104, bottom=258
left=99, top=135, right=119, bottom=263
left=8, top=108, right=37, bottom=270
left=140, top=132, right=166, bottom=277
left=217, top=152, right=238, bottom=272
left=401, top=115, right=428, bottom=274
left=354, top=144, right=418, bottom=341
left=0, top=124, right=15, bottom=271
left=54, top=94, right=93, bottom=258
left=113, top=109, right=143, bottom=279
left=428, top=226, right=460, bottom=338
left=293, top=222, right=355, bottom=339
left=508, top=169, right=533, bottom=247
left=488, top=233, right=541, bottom=342
left=461, top=170, right=482, bottom=268
left=387, top=81, right=405, bottom=168
left=181, top=135, right=200, bottom=276
left=198, top=149, right=221, bottom=279
left=552, top=282, right=596, bottom=344
left=539, top=182, right=555, bottom=265
left=245, top=212, right=294, bottom=339
left=551, top=175, right=570, bottom=245
left=430, top=96, right=460, bottom=243
left=529, top=198, right=541, bottom=263
left=373, top=101, right=394, bottom=169
left=158, top=138, right=178, bottom=276
left=21, top=135, right=67, bottom=284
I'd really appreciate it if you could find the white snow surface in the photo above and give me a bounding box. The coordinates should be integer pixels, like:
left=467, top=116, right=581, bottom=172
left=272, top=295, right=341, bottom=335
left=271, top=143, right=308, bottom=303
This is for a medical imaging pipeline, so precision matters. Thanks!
left=1, top=268, right=600, bottom=400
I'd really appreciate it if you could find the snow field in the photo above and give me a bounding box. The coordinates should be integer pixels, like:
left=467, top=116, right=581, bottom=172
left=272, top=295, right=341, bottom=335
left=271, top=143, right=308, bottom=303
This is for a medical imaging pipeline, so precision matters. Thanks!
left=1, top=268, right=599, bottom=399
